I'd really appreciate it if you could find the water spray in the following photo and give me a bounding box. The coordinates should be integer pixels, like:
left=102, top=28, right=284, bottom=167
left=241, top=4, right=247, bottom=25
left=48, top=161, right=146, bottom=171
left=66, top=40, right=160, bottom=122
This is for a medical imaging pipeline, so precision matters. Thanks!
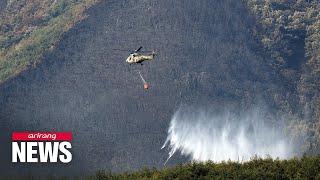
left=162, top=107, right=294, bottom=164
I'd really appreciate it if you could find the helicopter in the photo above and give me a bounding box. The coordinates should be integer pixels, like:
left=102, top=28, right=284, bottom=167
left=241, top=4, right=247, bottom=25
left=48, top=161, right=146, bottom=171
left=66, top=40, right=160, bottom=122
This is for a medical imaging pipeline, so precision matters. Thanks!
left=113, top=46, right=156, bottom=90
left=114, top=46, right=156, bottom=65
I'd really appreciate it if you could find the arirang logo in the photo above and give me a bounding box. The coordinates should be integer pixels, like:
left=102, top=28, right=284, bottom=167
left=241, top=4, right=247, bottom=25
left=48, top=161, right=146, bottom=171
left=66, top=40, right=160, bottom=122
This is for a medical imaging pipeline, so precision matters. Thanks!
left=12, top=132, right=72, bottom=163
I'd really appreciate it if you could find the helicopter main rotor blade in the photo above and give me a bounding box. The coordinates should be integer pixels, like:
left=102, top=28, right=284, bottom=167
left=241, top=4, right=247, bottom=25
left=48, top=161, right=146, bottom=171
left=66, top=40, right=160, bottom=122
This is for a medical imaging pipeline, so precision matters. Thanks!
left=139, top=51, right=154, bottom=53
left=112, top=47, right=157, bottom=54
left=112, top=48, right=132, bottom=52
left=135, top=46, right=143, bottom=52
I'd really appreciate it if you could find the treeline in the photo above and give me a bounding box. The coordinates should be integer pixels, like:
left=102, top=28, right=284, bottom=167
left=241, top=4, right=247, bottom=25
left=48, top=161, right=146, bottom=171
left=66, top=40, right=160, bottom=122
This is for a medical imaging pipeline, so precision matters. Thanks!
left=91, top=156, right=320, bottom=179
left=3, top=156, right=320, bottom=179
left=243, top=0, right=320, bottom=154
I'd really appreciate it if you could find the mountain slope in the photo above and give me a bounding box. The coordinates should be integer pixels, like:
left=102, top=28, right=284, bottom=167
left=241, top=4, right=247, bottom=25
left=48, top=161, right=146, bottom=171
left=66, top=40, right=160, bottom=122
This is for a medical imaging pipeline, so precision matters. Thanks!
left=243, top=0, right=320, bottom=153
left=0, top=0, right=99, bottom=83
left=0, top=0, right=295, bottom=175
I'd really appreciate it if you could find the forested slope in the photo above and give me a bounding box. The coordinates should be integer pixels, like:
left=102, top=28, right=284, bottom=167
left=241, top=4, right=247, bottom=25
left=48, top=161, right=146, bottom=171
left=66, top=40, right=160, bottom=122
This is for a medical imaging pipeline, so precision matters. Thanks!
left=0, top=0, right=99, bottom=83
left=244, top=0, right=320, bottom=154
left=0, top=0, right=318, bottom=175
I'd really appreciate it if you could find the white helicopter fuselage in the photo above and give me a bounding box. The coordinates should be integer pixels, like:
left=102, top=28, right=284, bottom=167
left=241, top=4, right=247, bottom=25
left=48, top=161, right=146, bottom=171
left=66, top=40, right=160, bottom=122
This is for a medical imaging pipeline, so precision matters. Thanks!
left=126, top=52, right=155, bottom=64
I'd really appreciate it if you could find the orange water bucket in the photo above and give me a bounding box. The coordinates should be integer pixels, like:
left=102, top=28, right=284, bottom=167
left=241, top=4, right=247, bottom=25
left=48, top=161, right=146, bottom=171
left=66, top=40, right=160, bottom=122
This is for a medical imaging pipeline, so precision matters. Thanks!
left=143, top=83, right=149, bottom=90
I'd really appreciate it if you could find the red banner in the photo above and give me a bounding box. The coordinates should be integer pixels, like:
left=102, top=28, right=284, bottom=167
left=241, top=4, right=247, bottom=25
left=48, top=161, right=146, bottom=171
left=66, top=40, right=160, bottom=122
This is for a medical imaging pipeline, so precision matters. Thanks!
left=12, top=132, right=72, bottom=141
